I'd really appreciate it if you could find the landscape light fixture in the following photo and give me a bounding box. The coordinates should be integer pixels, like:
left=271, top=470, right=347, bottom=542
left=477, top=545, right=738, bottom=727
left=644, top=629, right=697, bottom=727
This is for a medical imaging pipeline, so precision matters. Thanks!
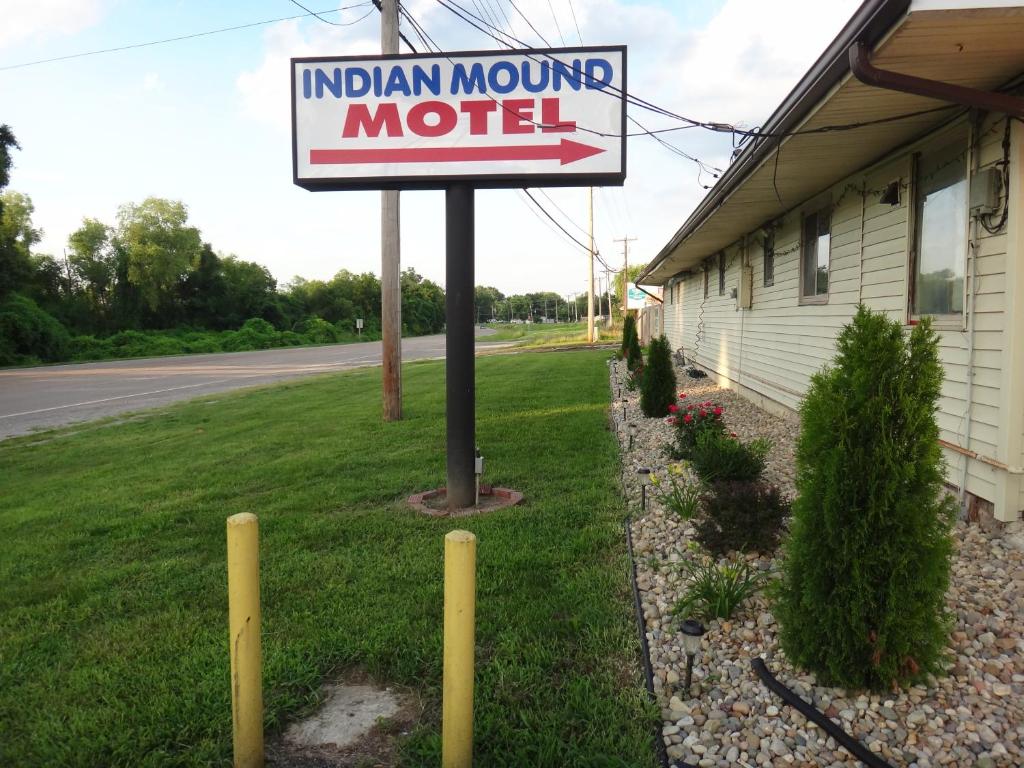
left=679, top=619, right=706, bottom=694
left=637, top=467, right=651, bottom=510
left=622, top=398, right=628, bottom=421
left=628, top=422, right=637, bottom=451
left=474, top=449, right=485, bottom=506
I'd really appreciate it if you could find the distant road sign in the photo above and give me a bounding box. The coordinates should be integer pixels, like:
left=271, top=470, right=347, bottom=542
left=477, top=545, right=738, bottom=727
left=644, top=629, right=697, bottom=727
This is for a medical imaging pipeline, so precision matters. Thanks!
left=292, top=46, right=626, bottom=191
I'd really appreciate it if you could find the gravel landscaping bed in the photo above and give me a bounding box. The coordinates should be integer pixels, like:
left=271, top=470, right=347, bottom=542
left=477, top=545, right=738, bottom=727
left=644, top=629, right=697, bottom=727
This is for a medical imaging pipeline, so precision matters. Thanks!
left=609, top=360, right=1024, bottom=768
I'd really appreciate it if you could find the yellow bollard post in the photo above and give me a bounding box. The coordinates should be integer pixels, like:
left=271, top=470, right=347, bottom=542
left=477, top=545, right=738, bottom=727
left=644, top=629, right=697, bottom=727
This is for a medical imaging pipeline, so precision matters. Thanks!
left=227, top=513, right=263, bottom=768
left=442, top=530, right=477, bottom=768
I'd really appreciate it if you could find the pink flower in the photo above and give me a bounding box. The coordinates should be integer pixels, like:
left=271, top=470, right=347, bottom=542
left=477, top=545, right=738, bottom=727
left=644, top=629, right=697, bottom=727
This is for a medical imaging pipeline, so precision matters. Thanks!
left=713, top=407, right=723, bottom=417
left=668, top=404, right=678, bottom=413
left=730, top=431, right=737, bottom=438
left=683, top=413, right=693, bottom=424
left=666, top=417, right=677, bottom=425
left=698, top=409, right=707, bottom=418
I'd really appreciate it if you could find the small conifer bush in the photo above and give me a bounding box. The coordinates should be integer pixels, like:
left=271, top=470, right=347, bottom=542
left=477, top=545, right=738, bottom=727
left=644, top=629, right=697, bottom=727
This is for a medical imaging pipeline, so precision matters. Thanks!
left=624, top=320, right=643, bottom=373
left=621, top=314, right=636, bottom=356
left=696, top=480, right=790, bottom=556
left=691, top=431, right=770, bottom=482
left=640, top=335, right=677, bottom=417
left=774, top=306, right=955, bottom=690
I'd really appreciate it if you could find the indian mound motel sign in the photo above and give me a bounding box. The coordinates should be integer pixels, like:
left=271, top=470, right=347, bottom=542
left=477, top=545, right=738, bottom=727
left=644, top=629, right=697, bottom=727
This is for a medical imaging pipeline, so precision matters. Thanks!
left=292, top=46, right=626, bottom=190
left=291, top=46, right=626, bottom=510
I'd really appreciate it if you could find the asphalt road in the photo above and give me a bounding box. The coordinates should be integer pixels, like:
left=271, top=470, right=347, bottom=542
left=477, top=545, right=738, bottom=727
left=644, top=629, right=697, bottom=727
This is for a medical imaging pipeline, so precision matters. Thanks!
left=0, top=329, right=509, bottom=440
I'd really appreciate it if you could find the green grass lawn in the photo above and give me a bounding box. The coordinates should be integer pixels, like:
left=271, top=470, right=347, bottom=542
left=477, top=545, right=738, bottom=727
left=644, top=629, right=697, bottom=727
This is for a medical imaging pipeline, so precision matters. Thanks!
left=0, top=350, right=655, bottom=767
left=484, top=321, right=618, bottom=347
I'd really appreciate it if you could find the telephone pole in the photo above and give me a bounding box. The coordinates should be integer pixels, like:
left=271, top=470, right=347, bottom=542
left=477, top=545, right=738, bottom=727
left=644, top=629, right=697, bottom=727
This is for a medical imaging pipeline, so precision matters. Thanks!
left=587, top=187, right=595, bottom=343
left=602, top=267, right=614, bottom=327
left=614, top=236, right=638, bottom=314
left=380, top=0, right=402, bottom=421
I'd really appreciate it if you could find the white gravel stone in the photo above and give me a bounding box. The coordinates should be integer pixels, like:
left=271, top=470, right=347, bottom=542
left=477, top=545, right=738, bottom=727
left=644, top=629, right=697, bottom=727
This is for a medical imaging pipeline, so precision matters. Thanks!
left=610, top=362, right=1024, bottom=768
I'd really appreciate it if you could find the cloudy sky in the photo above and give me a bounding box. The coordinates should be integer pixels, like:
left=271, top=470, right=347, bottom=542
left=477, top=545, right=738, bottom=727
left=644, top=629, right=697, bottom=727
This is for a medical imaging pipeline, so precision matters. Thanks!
left=1, top=0, right=859, bottom=297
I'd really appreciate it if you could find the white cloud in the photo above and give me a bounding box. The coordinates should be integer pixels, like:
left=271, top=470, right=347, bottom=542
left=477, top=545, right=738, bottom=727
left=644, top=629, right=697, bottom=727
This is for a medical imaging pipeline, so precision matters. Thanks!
left=0, top=0, right=105, bottom=49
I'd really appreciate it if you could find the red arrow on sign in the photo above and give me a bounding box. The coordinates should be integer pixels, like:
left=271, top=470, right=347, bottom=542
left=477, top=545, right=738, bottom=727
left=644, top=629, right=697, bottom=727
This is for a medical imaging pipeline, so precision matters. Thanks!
left=310, top=139, right=605, bottom=167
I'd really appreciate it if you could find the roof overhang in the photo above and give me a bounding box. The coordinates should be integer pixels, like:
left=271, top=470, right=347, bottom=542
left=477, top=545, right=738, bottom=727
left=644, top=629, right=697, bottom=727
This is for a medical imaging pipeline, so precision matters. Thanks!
left=641, top=0, right=1024, bottom=284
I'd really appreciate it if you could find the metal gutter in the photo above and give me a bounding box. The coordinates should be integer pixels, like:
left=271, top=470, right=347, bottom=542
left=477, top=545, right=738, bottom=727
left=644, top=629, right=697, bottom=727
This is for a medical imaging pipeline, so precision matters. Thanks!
left=849, top=41, right=1024, bottom=117
left=639, top=0, right=911, bottom=283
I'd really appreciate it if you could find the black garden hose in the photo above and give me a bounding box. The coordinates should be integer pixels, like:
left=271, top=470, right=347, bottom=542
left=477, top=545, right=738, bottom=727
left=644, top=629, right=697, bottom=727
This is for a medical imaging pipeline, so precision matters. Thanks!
left=624, top=516, right=697, bottom=768
left=751, top=657, right=895, bottom=768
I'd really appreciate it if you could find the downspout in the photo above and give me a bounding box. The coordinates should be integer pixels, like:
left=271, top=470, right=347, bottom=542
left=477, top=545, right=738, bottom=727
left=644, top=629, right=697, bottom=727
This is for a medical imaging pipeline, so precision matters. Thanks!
left=848, top=42, right=1024, bottom=118
left=960, top=114, right=982, bottom=514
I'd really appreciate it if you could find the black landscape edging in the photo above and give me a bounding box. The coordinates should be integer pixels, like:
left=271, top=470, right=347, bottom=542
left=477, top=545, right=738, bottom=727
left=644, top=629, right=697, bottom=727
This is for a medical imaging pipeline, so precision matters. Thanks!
left=624, top=515, right=697, bottom=768
left=751, top=657, right=895, bottom=768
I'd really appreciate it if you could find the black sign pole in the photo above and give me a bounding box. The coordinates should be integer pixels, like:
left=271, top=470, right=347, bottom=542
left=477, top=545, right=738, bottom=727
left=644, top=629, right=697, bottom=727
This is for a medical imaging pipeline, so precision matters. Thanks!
left=445, top=182, right=476, bottom=510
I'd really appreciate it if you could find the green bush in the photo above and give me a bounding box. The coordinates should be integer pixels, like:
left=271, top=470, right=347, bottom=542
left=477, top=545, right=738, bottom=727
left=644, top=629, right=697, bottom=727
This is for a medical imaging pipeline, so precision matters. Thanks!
left=695, top=480, right=790, bottom=556
left=625, top=334, right=642, bottom=374
left=621, top=315, right=636, bottom=356
left=691, top=431, right=770, bottom=482
left=299, top=317, right=340, bottom=344
left=774, top=307, right=955, bottom=690
left=640, top=335, right=677, bottom=417
left=673, top=557, right=766, bottom=621
left=671, top=398, right=727, bottom=458
left=0, top=294, right=71, bottom=364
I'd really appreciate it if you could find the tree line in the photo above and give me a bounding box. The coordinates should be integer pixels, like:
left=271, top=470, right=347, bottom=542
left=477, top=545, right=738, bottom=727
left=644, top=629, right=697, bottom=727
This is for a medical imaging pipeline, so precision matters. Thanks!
left=0, top=123, right=633, bottom=366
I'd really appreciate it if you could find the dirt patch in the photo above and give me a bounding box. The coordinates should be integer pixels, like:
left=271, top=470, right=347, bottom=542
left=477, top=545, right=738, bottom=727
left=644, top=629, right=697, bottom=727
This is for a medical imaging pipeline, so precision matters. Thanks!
left=268, top=670, right=422, bottom=768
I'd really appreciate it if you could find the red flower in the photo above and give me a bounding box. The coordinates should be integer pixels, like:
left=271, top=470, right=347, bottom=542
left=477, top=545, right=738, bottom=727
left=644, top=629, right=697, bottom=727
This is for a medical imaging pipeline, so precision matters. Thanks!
left=713, top=407, right=723, bottom=417
left=683, top=413, right=693, bottom=424
left=730, top=432, right=737, bottom=438
left=678, top=392, right=688, bottom=399
left=698, top=409, right=707, bottom=418
left=666, top=417, right=677, bottom=425
left=668, top=404, right=678, bottom=413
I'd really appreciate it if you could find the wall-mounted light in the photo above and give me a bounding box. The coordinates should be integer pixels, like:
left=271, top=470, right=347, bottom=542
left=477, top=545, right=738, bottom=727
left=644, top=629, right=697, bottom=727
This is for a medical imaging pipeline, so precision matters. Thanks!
left=679, top=619, right=706, bottom=695
left=637, top=467, right=651, bottom=510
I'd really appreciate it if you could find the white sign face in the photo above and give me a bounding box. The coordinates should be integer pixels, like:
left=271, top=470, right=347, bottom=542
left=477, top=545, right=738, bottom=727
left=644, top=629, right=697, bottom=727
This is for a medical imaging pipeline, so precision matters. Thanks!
left=626, top=283, right=650, bottom=310
left=292, top=47, right=626, bottom=191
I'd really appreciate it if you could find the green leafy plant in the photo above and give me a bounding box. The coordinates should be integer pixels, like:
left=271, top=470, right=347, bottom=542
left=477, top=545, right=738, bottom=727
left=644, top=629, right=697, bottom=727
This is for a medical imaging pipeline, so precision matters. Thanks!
left=695, top=480, right=790, bottom=555
left=674, top=557, right=766, bottom=621
left=774, top=306, right=955, bottom=690
left=653, top=473, right=703, bottom=520
left=640, top=335, right=678, bottom=417
left=691, top=431, right=770, bottom=482
left=671, top=397, right=727, bottom=458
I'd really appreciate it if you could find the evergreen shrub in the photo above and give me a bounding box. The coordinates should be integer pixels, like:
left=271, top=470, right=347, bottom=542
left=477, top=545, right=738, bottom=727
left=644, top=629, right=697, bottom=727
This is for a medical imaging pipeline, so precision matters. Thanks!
left=640, top=335, right=677, bottom=417
left=621, top=314, right=636, bottom=356
left=691, top=431, right=770, bottom=482
left=774, top=306, right=955, bottom=690
left=625, top=327, right=643, bottom=373
left=696, top=480, right=790, bottom=556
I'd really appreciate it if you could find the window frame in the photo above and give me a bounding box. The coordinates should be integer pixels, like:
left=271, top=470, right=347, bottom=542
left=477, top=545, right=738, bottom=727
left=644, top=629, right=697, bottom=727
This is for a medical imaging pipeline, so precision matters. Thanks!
left=906, top=130, right=970, bottom=329
left=763, top=230, right=775, bottom=287
left=798, top=205, right=831, bottom=305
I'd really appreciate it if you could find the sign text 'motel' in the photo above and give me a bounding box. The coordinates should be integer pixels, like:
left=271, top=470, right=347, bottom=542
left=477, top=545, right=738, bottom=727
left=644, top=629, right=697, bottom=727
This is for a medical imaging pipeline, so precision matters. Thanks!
left=292, top=46, right=626, bottom=191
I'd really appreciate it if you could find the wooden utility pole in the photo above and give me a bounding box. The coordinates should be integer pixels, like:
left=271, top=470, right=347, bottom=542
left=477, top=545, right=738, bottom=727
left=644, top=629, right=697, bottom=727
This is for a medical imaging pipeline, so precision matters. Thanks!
left=381, top=0, right=402, bottom=421
left=614, top=236, right=637, bottom=313
left=587, top=187, right=595, bottom=343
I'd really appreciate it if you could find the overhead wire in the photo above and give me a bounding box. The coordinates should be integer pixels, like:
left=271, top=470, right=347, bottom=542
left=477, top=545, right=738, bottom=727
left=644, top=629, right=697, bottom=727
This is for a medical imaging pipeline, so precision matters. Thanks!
left=545, top=0, right=567, bottom=46
left=0, top=3, right=373, bottom=71
left=285, top=0, right=373, bottom=26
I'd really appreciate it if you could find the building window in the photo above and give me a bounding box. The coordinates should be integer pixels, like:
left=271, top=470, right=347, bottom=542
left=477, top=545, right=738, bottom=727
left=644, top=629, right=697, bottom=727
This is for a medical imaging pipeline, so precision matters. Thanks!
left=801, top=207, right=830, bottom=300
left=911, top=134, right=967, bottom=318
left=718, top=252, right=726, bottom=295
left=763, top=231, right=775, bottom=287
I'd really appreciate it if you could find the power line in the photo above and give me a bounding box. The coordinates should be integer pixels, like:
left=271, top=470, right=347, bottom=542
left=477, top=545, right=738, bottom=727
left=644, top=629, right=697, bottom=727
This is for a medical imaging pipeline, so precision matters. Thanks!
left=545, top=0, right=567, bottom=46
left=566, top=0, right=584, bottom=45
left=0, top=3, right=373, bottom=71
left=506, top=0, right=551, bottom=46
left=285, top=0, right=372, bottom=26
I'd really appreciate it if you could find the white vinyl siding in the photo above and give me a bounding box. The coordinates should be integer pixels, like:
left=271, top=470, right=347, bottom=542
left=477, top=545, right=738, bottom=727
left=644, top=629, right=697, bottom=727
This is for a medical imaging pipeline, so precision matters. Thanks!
left=661, top=114, right=1015, bottom=517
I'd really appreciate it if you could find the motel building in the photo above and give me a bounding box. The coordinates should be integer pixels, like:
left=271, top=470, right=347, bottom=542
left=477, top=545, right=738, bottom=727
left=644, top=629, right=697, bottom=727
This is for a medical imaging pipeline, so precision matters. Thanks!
left=637, top=0, right=1024, bottom=525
